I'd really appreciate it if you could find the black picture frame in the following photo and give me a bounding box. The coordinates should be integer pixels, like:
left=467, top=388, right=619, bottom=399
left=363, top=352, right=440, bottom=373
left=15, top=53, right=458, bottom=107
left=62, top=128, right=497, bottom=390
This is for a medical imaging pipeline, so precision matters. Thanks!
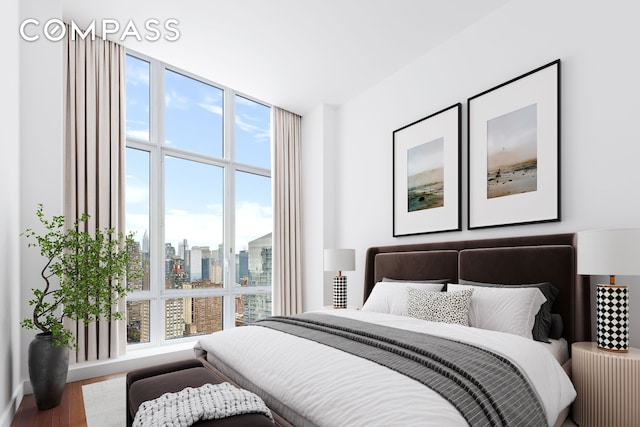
left=393, top=103, right=461, bottom=237
left=468, top=60, right=560, bottom=230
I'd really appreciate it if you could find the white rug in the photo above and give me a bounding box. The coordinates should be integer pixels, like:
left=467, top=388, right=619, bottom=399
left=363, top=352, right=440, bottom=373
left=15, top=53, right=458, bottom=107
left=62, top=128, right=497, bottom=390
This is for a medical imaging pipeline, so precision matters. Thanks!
left=82, top=376, right=126, bottom=427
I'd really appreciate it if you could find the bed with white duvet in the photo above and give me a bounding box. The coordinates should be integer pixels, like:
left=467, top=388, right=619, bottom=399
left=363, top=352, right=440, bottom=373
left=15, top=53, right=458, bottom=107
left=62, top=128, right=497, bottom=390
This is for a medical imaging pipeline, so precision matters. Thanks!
left=195, top=309, right=575, bottom=427
left=195, top=234, right=591, bottom=427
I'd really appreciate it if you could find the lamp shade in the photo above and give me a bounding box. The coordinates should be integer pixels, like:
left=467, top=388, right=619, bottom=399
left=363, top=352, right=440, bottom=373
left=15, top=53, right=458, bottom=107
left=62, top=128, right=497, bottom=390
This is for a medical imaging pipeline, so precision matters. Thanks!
left=577, top=229, right=640, bottom=276
left=324, top=249, right=355, bottom=272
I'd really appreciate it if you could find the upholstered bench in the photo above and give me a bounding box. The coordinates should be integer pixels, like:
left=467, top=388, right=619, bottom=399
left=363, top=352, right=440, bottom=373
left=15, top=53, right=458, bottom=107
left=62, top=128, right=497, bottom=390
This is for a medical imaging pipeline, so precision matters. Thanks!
left=126, top=359, right=276, bottom=427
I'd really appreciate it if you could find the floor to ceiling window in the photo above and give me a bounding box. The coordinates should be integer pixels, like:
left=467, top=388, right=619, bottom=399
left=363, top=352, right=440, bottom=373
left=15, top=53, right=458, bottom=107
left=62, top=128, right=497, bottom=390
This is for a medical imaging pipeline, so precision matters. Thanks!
left=124, top=53, right=272, bottom=347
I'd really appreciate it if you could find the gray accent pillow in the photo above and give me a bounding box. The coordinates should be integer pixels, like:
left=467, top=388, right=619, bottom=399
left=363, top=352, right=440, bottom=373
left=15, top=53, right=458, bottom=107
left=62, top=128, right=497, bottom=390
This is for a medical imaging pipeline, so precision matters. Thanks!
left=459, top=279, right=559, bottom=343
left=549, top=314, right=563, bottom=340
left=406, top=288, right=474, bottom=326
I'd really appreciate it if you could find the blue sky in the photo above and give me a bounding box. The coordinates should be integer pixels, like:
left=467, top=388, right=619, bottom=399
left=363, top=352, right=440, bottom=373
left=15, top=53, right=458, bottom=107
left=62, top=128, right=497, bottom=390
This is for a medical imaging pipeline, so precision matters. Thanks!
left=125, top=54, right=272, bottom=252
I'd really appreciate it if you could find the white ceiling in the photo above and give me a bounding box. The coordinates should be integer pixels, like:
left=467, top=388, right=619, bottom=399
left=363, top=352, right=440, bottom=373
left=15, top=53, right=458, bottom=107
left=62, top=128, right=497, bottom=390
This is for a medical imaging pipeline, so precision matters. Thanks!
left=62, top=0, right=511, bottom=114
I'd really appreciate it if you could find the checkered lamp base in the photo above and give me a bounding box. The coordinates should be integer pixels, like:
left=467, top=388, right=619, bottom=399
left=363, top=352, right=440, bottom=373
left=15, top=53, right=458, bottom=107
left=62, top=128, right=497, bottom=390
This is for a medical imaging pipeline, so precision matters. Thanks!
left=333, top=276, right=347, bottom=309
left=596, top=284, right=629, bottom=352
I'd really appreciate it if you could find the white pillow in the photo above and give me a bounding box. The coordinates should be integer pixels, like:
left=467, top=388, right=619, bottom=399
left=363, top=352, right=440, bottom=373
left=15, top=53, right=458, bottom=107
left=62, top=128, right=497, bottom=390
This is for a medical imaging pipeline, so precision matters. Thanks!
left=407, top=288, right=474, bottom=326
left=447, top=283, right=546, bottom=339
left=362, top=281, right=444, bottom=316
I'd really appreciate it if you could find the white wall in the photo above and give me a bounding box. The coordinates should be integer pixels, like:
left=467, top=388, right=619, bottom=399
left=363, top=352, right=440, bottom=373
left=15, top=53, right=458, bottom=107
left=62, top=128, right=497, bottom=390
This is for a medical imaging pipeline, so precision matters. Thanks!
left=19, top=0, right=64, bottom=395
left=301, top=104, right=339, bottom=311
left=0, top=0, right=22, bottom=424
left=306, top=0, right=640, bottom=345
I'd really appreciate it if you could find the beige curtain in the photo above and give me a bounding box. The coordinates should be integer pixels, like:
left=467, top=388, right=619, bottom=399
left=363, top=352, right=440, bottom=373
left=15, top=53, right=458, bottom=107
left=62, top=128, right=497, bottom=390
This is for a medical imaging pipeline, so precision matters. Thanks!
left=272, top=107, right=303, bottom=315
left=63, top=29, right=126, bottom=363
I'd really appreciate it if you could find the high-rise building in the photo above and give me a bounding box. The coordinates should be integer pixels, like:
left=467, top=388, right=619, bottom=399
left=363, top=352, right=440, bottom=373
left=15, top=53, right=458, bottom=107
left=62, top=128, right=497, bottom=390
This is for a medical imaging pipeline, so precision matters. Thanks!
left=165, top=242, right=176, bottom=258
left=209, top=251, right=223, bottom=284
left=127, top=300, right=150, bottom=343
left=127, top=240, right=144, bottom=292
left=237, top=250, right=248, bottom=286
left=248, top=233, right=272, bottom=287
left=165, top=298, right=185, bottom=339
left=172, top=280, right=223, bottom=338
left=142, top=229, right=149, bottom=253
left=193, top=280, right=223, bottom=333
left=190, top=247, right=202, bottom=281
left=241, top=293, right=272, bottom=325
left=167, top=260, right=189, bottom=289
left=178, top=239, right=188, bottom=259
left=238, top=233, right=273, bottom=324
left=140, top=230, right=150, bottom=291
left=190, top=246, right=211, bottom=282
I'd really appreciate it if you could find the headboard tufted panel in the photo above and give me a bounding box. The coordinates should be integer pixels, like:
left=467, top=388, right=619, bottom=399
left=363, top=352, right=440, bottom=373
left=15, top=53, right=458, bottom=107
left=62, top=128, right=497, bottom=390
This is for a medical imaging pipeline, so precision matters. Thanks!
left=364, top=233, right=591, bottom=346
left=374, top=251, right=458, bottom=284
left=458, top=246, right=573, bottom=286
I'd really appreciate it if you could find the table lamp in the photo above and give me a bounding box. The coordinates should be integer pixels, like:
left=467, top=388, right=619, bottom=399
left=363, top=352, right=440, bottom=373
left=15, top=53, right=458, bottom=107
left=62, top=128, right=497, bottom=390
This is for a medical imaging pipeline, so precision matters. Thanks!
left=577, top=229, right=640, bottom=352
left=324, top=249, right=355, bottom=309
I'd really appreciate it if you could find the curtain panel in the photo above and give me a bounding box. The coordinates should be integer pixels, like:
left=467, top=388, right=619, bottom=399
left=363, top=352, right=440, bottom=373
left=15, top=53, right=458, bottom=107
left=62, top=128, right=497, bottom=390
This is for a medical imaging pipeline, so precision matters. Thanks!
left=63, top=30, right=126, bottom=363
left=272, top=107, right=303, bottom=316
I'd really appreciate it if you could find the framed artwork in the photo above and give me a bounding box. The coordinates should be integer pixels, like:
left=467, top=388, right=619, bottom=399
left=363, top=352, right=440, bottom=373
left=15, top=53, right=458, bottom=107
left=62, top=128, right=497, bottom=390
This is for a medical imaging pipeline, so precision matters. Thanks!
left=468, top=59, right=560, bottom=229
left=393, top=103, right=461, bottom=237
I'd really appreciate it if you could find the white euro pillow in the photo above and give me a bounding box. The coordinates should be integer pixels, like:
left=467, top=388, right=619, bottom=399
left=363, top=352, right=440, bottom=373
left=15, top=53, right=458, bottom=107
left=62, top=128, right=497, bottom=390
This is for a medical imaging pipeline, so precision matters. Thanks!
left=447, top=283, right=546, bottom=339
left=362, top=281, right=444, bottom=316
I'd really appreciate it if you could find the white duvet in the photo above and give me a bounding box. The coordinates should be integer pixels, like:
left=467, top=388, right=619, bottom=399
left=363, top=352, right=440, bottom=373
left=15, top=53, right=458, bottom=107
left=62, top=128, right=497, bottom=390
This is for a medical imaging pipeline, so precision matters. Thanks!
left=194, top=309, right=576, bottom=427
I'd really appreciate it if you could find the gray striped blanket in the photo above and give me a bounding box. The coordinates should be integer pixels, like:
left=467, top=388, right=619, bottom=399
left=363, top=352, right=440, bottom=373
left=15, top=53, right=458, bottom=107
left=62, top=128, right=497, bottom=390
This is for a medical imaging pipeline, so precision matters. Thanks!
left=256, top=313, right=547, bottom=427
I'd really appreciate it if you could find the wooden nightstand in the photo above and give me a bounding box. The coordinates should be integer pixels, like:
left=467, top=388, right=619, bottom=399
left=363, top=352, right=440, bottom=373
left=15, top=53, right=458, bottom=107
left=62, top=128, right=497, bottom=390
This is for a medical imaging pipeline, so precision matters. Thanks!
left=572, top=342, right=640, bottom=427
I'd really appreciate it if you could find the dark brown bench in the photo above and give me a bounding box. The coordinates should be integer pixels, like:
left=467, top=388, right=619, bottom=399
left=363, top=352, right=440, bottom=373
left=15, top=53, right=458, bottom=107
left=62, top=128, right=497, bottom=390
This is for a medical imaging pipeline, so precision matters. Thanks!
left=126, top=359, right=277, bottom=427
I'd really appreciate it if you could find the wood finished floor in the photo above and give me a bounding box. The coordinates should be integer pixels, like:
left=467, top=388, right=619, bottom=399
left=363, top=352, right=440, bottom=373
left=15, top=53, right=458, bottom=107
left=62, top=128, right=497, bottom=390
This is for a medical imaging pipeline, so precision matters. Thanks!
left=11, top=372, right=127, bottom=427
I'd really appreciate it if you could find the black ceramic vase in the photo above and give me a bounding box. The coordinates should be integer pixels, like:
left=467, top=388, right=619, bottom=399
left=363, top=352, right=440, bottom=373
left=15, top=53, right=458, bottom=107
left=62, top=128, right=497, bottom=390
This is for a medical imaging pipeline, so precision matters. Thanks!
left=28, top=333, right=69, bottom=410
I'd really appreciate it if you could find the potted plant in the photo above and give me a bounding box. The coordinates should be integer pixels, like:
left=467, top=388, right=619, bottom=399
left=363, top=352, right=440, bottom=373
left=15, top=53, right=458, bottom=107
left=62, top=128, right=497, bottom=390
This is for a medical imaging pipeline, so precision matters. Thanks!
left=21, top=204, right=140, bottom=409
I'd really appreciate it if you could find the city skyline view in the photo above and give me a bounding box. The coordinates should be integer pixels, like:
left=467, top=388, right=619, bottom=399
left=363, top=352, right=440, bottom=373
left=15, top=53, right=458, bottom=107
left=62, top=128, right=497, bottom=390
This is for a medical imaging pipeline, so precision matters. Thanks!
left=124, top=53, right=273, bottom=345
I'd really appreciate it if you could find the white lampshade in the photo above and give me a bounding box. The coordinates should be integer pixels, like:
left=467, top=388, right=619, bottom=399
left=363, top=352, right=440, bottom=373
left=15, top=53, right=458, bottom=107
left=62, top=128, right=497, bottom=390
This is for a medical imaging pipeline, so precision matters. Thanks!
left=577, top=229, right=640, bottom=352
left=323, top=249, right=355, bottom=273
left=577, top=229, right=640, bottom=276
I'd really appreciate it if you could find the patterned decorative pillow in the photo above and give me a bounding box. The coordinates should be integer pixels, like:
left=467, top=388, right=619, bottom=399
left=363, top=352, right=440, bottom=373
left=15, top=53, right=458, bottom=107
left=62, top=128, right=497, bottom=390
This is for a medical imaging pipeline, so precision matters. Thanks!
left=406, top=287, right=474, bottom=326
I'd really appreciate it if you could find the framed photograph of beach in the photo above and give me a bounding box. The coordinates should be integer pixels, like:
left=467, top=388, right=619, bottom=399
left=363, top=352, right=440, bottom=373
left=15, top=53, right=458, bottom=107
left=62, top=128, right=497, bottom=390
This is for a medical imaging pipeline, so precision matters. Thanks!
left=393, top=103, right=461, bottom=237
left=468, top=59, right=560, bottom=230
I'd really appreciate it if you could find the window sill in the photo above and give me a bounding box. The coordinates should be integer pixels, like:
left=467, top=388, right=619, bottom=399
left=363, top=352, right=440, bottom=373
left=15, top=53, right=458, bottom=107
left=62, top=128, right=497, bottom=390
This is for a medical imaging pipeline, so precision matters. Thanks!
left=65, top=341, right=197, bottom=384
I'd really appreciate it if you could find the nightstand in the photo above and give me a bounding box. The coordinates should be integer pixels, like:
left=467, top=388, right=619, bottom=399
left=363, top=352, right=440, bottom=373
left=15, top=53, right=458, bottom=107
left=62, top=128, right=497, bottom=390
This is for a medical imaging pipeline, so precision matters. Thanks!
left=572, top=342, right=640, bottom=427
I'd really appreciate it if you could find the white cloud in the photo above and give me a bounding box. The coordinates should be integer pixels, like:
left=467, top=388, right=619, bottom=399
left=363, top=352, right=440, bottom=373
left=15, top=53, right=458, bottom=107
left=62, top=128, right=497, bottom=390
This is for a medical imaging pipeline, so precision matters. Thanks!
left=125, top=183, right=148, bottom=204
left=126, top=61, right=149, bottom=87
left=235, top=201, right=272, bottom=251
left=167, top=208, right=189, bottom=216
left=197, top=102, right=223, bottom=116
left=125, top=213, right=149, bottom=241
left=165, top=209, right=223, bottom=248
left=235, top=96, right=256, bottom=107
left=157, top=202, right=272, bottom=252
left=165, top=89, right=190, bottom=110
left=126, top=129, right=150, bottom=141
left=235, top=115, right=270, bottom=142
left=205, top=203, right=224, bottom=214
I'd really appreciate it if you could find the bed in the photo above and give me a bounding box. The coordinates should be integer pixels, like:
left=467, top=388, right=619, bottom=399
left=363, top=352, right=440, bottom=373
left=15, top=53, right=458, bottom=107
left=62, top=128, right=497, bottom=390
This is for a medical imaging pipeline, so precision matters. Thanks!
left=194, top=233, right=591, bottom=427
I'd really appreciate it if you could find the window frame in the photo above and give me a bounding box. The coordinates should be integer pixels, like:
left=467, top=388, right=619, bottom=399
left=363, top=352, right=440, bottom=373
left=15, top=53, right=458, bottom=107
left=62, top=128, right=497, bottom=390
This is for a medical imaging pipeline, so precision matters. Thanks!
left=125, top=50, right=273, bottom=349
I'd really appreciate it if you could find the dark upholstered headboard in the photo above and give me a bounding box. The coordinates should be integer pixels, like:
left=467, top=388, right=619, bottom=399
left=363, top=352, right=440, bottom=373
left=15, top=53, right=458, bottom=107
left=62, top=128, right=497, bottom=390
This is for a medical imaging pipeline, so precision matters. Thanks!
left=364, top=233, right=591, bottom=346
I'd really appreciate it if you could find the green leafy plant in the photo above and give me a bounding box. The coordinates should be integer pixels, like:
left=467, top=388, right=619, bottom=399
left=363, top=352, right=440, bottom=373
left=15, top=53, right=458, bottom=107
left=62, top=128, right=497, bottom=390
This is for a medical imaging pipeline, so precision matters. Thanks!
left=21, top=204, right=141, bottom=348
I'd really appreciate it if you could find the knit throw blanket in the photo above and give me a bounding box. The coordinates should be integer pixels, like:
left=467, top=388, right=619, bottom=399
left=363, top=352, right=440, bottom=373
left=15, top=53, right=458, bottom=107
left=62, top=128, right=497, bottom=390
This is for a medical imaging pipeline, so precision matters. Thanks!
left=132, top=382, right=274, bottom=427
